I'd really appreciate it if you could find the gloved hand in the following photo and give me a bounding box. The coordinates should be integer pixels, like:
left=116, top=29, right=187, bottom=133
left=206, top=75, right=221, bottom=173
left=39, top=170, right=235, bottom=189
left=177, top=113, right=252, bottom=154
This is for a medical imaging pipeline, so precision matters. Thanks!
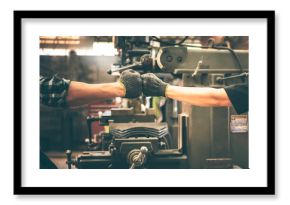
left=119, top=69, right=142, bottom=98
left=141, top=73, right=168, bottom=97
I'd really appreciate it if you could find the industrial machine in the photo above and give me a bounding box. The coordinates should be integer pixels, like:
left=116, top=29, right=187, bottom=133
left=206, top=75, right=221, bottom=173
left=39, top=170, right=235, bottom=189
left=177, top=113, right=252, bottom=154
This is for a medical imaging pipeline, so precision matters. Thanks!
left=66, top=36, right=249, bottom=169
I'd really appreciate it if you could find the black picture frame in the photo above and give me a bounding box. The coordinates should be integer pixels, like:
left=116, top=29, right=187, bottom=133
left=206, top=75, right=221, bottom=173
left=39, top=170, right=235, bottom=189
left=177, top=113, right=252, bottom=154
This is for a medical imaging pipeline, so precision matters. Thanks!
left=14, top=10, right=275, bottom=195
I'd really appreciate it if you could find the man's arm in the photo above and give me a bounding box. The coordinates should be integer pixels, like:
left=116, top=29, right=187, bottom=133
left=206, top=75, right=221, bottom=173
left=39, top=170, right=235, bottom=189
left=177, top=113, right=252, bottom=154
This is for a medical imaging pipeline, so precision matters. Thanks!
left=166, top=85, right=232, bottom=107
left=67, top=69, right=142, bottom=107
left=142, top=73, right=232, bottom=107
left=66, top=81, right=125, bottom=107
left=40, top=69, right=142, bottom=108
left=142, top=73, right=249, bottom=113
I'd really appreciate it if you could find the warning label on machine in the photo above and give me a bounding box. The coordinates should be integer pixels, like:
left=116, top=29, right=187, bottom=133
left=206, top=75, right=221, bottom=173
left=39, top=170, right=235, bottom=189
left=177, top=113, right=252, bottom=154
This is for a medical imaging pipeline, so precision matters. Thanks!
left=230, top=115, right=248, bottom=133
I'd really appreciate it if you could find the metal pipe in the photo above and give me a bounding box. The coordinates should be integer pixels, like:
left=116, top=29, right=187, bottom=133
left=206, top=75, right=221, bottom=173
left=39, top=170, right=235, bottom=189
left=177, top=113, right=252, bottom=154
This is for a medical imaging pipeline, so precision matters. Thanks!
left=174, top=68, right=248, bottom=74
left=107, top=62, right=142, bottom=74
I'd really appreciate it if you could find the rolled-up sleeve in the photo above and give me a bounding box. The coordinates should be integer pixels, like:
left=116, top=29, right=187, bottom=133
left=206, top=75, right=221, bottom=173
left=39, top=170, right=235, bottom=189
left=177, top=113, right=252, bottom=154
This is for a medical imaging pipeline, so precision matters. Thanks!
left=40, top=75, right=71, bottom=108
left=224, top=83, right=248, bottom=114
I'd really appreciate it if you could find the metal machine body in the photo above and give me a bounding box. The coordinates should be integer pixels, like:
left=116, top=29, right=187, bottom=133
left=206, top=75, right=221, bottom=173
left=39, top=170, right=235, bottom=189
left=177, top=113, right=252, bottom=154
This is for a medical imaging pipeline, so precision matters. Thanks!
left=67, top=112, right=189, bottom=169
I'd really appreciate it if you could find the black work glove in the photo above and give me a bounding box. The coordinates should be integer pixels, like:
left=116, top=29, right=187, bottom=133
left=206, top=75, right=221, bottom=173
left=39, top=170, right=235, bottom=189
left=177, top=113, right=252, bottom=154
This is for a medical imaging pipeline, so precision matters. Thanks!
left=119, top=69, right=142, bottom=98
left=141, top=73, right=168, bottom=97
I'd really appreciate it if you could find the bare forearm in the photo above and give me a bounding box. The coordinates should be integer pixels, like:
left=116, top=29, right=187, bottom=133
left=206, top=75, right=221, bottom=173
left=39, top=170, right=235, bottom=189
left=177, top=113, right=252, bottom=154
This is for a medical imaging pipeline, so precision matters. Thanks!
left=66, top=81, right=125, bottom=107
left=166, top=85, right=232, bottom=107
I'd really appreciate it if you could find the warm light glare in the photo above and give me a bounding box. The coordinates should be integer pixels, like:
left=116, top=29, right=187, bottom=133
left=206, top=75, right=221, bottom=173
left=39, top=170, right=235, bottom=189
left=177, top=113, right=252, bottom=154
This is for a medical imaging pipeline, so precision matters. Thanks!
left=92, top=42, right=118, bottom=56
left=40, top=39, right=80, bottom=45
left=39, top=42, right=118, bottom=56
left=40, top=36, right=81, bottom=45
left=40, top=36, right=80, bottom=40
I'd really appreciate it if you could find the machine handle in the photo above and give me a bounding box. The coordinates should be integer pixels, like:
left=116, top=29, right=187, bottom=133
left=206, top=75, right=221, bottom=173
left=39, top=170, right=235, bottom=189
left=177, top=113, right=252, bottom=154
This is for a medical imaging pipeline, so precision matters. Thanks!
left=129, top=146, right=148, bottom=169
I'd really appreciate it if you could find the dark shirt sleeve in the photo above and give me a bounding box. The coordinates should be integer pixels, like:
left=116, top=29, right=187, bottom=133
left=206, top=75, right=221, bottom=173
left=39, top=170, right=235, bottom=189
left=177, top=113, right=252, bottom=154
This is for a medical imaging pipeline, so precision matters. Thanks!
left=224, top=83, right=248, bottom=114
left=40, top=75, right=71, bottom=108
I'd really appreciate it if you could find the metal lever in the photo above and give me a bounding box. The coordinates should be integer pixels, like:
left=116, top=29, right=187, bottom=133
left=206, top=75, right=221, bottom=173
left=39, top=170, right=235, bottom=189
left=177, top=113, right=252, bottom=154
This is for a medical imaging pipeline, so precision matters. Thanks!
left=107, top=62, right=142, bottom=74
left=216, top=72, right=248, bottom=83
left=86, top=116, right=100, bottom=145
left=129, top=146, right=148, bottom=169
left=192, top=56, right=203, bottom=77
left=66, top=150, right=72, bottom=169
